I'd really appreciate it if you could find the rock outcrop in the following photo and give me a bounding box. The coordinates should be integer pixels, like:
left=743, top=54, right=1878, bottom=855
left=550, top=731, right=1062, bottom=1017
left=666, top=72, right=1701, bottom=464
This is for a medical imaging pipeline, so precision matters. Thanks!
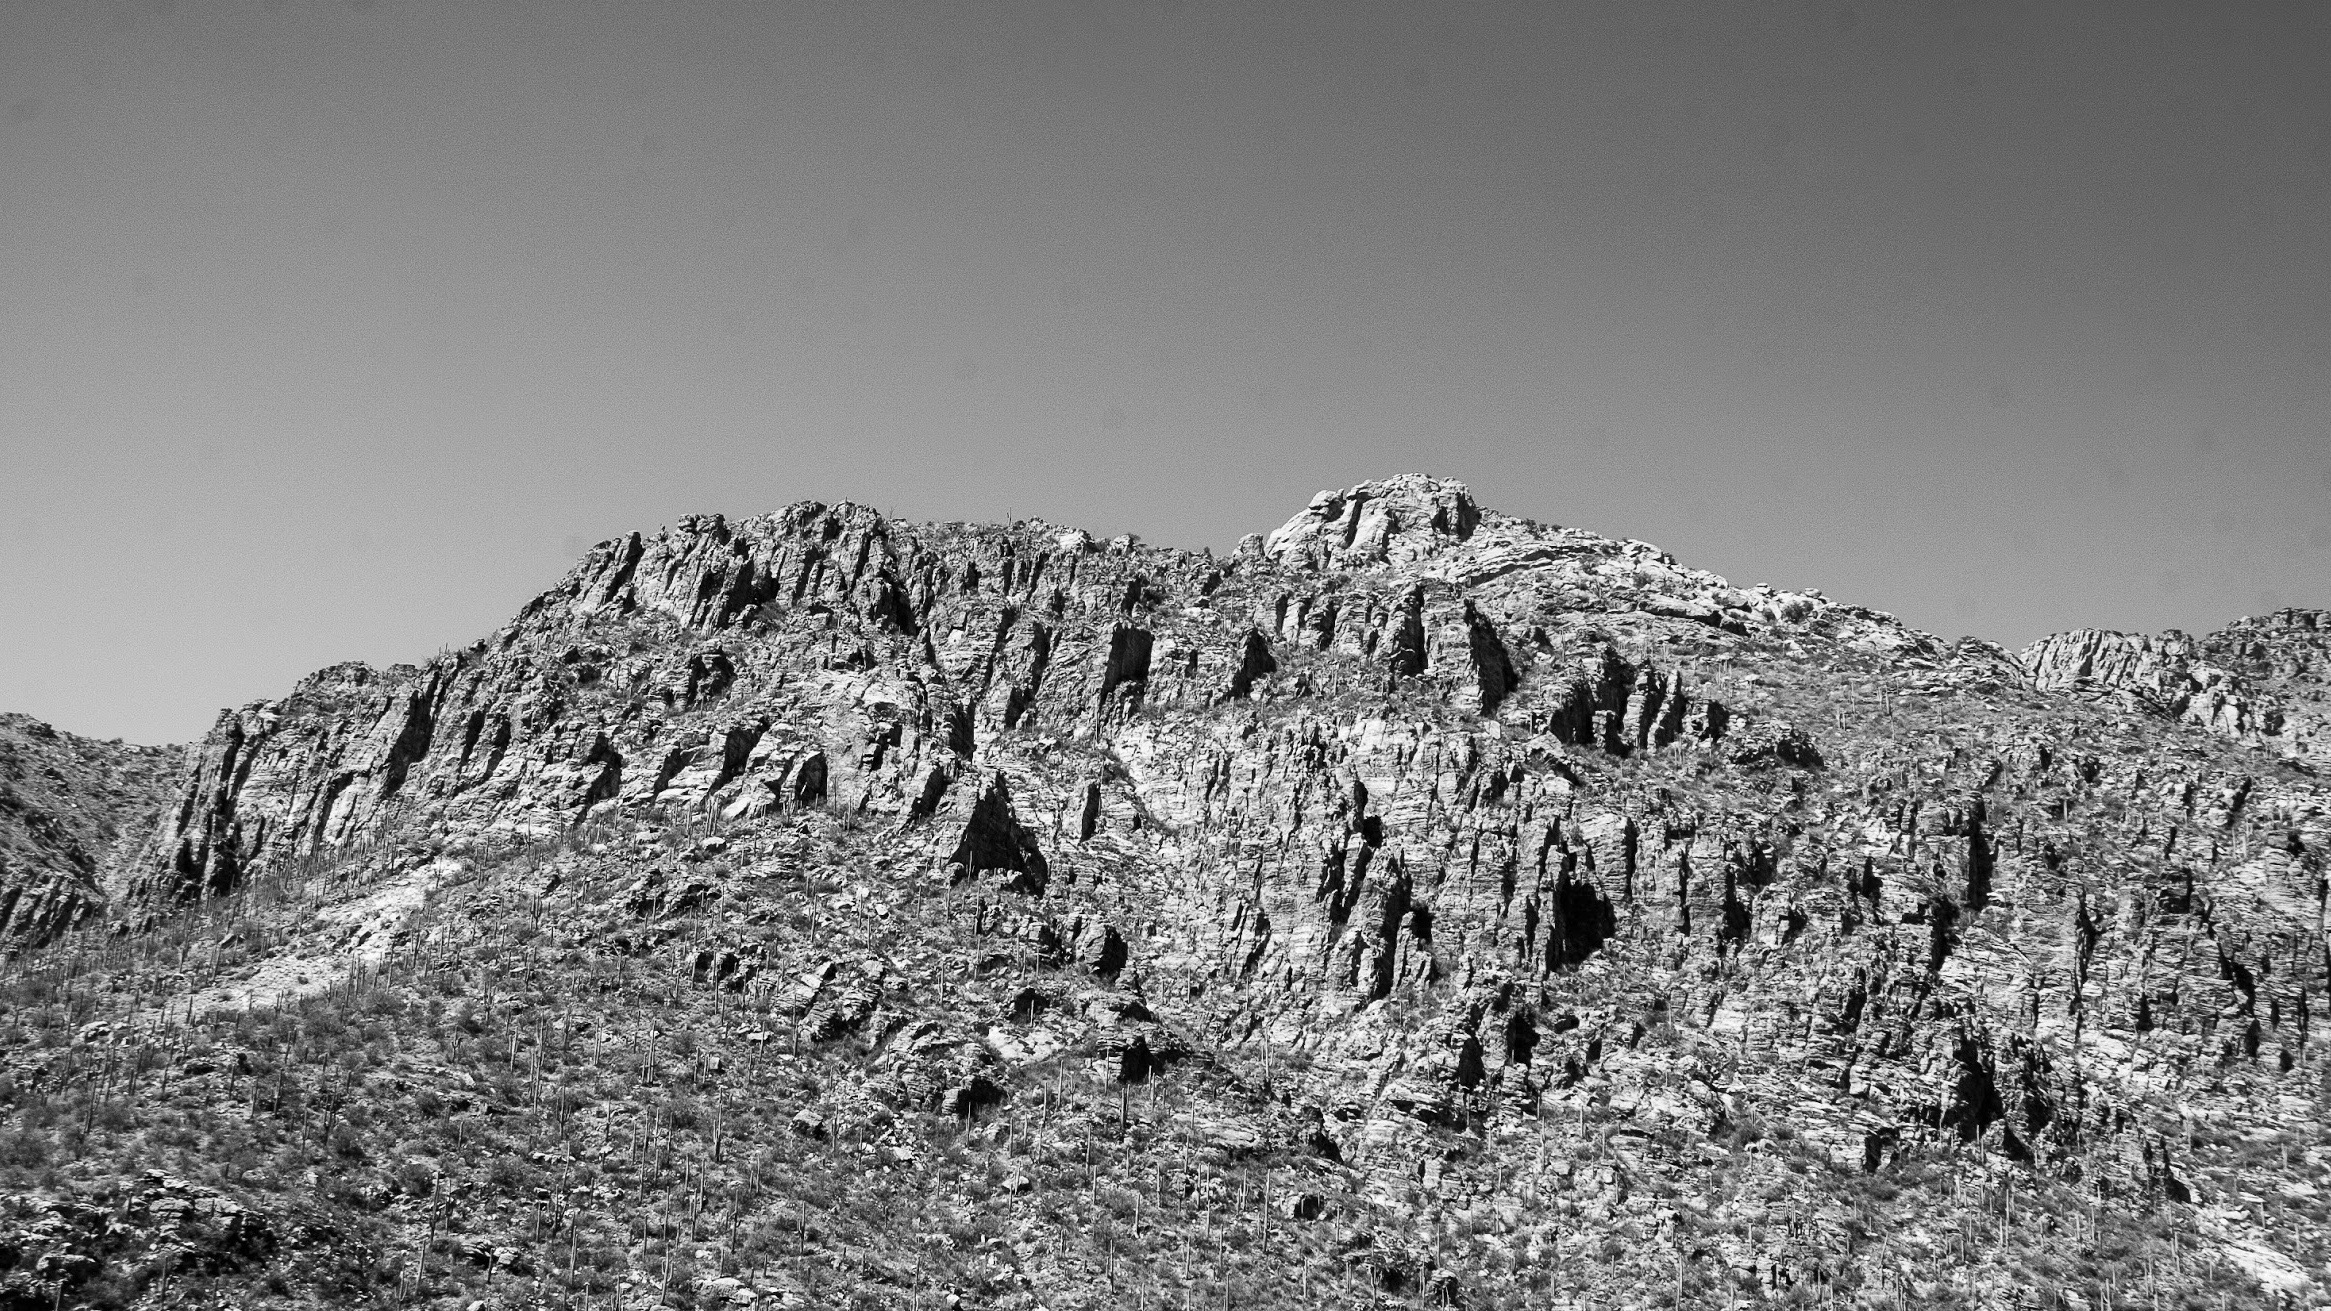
left=2022, top=609, right=2331, bottom=759
left=0, top=1171, right=277, bottom=1308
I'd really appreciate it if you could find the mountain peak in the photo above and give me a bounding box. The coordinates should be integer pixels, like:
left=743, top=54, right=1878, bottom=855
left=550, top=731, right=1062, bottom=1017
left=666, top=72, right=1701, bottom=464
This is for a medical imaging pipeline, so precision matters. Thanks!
left=1259, top=473, right=1487, bottom=569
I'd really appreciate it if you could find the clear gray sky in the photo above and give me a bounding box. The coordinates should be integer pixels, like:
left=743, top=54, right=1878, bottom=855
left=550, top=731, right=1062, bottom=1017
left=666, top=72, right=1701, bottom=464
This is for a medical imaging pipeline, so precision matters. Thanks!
left=4, top=1, right=2328, bottom=744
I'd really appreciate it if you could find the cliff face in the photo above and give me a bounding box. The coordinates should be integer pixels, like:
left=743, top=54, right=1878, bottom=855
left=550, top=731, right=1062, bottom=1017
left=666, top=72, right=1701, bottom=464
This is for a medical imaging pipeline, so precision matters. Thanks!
left=0, top=713, right=179, bottom=943
left=19, top=475, right=2331, bottom=1306
left=136, top=475, right=1868, bottom=905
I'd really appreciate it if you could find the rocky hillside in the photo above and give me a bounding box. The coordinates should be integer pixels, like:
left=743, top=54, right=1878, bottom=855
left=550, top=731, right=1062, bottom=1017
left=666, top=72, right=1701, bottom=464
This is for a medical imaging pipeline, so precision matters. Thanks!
left=0, top=714, right=179, bottom=943
left=2023, top=611, right=2331, bottom=761
left=2, top=475, right=2327, bottom=1311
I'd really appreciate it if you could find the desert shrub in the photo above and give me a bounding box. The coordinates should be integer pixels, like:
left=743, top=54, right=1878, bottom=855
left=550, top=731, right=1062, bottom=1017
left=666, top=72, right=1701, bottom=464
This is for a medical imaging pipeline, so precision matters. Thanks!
left=0, top=1128, right=46, bottom=1167
left=485, top=1154, right=537, bottom=1195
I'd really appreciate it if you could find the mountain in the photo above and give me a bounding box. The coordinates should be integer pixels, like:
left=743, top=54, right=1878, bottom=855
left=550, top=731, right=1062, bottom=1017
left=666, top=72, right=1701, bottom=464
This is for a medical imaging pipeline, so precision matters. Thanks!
left=2, top=474, right=2326, bottom=1310
left=2022, top=613, right=2331, bottom=760
left=0, top=714, right=179, bottom=943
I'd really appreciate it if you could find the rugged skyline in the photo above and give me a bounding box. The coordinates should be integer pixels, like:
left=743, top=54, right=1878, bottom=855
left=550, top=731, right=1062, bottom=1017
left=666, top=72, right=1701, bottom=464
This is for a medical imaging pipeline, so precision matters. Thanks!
left=5, top=1, right=2329, bottom=744
left=1, top=474, right=2324, bottom=1307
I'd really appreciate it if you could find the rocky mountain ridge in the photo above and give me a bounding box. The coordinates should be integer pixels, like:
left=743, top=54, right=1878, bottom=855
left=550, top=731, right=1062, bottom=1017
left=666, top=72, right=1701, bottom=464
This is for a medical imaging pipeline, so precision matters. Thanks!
left=2, top=473, right=2326, bottom=1311
left=0, top=713, right=179, bottom=943
left=2022, top=612, right=2331, bottom=761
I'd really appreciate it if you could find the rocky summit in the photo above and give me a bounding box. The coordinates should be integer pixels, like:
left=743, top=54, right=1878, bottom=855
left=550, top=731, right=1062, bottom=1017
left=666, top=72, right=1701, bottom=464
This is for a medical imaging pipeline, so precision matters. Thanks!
left=2, top=474, right=2327, bottom=1311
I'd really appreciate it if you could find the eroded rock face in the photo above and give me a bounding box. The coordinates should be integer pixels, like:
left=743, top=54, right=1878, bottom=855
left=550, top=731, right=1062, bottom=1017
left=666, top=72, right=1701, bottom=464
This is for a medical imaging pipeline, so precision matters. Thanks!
left=90, top=474, right=2331, bottom=1300
left=0, top=714, right=179, bottom=942
left=2022, top=610, right=2331, bottom=759
left=131, top=484, right=1858, bottom=910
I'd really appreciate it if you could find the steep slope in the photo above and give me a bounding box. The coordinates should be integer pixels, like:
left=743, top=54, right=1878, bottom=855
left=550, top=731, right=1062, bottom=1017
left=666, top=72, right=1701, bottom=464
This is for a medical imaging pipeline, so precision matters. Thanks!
left=3, top=475, right=2327, bottom=1311
left=0, top=714, right=179, bottom=942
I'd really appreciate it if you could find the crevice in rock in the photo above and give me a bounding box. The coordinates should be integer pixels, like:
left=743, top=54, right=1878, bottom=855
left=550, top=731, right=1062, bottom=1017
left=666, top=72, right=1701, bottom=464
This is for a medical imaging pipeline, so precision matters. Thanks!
left=1464, top=602, right=1518, bottom=714
left=949, top=773, right=1050, bottom=896
left=1228, top=630, right=1278, bottom=700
